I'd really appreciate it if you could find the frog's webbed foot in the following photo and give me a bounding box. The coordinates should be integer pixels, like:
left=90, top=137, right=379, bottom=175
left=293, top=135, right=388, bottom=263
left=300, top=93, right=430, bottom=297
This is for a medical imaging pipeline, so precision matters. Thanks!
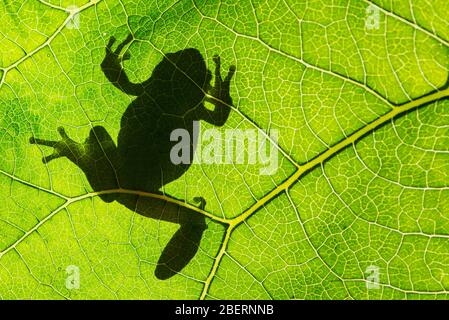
left=206, top=55, right=236, bottom=106
left=30, top=127, right=79, bottom=163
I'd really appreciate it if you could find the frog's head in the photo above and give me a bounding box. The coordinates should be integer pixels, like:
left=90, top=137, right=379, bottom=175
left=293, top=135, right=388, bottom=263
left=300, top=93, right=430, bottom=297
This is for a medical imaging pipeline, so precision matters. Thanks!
left=149, top=48, right=211, bottom=116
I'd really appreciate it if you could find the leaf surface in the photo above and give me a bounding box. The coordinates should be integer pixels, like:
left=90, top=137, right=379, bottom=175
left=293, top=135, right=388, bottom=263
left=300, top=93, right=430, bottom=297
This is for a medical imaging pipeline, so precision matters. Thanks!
left=0, top=0, right=449, bottom=299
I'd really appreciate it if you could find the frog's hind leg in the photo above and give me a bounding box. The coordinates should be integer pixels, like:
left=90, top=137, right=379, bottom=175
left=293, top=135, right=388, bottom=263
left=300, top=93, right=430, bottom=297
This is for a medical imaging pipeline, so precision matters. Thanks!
left=154, top=196, right=207, bottom=279
left=155, top=214, right=207, bottom=280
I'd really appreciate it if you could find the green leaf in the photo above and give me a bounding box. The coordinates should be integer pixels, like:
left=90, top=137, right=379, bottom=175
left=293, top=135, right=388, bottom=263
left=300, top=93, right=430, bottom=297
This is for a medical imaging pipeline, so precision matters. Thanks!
left=1, top=0, right=449, bottom=299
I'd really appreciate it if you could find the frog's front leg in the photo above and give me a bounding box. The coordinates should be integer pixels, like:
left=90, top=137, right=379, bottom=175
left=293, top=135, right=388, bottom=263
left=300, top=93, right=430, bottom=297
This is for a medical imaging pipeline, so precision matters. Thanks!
left=101, top=34, right=145, bottom=96
left=201, top=55, right=236, bottom=126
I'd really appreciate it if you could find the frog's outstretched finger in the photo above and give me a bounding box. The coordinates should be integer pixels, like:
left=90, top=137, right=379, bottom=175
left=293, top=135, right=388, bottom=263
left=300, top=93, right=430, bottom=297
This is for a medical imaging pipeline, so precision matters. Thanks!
left=29, top=136, right=57, bottom=147
left=106, top=36, right=116, bottom=53
left=213, top=55, right=222, bottom=83
left=57, top=127, right=70, bottom=140
left=114, top=34, right=134, bottom=55
left=224, top=65, right=236, bottom=84
left=42, top=152, right=62, bottom=164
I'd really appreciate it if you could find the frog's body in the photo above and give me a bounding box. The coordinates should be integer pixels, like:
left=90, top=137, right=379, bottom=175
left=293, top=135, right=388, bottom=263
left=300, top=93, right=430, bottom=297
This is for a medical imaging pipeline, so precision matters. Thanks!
left=30, top=35, right=235, bottom=279
left=102, top=44, right=233, bottom=195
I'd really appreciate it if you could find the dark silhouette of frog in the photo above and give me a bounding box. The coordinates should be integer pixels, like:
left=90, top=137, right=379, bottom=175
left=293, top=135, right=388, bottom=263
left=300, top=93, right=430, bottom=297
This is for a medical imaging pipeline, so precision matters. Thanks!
left=30, top=34, right=235, bottom=280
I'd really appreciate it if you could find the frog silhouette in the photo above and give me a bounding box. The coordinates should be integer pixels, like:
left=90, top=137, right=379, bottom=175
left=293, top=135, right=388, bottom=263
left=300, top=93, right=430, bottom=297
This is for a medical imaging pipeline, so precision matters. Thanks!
left=30, top=34, right=235, bottom=280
